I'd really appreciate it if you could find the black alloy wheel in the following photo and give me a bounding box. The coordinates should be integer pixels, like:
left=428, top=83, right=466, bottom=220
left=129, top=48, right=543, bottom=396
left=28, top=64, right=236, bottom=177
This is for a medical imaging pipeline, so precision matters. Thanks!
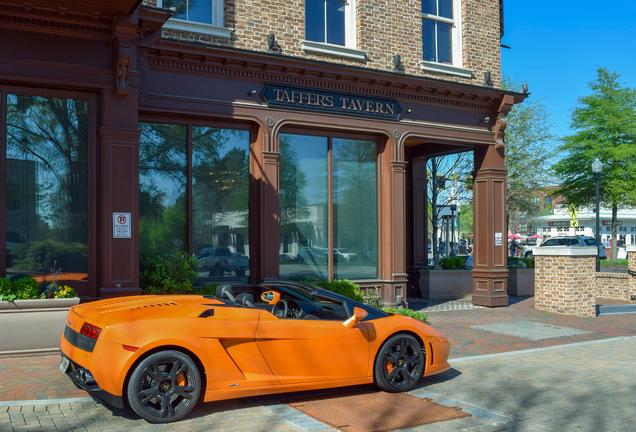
left=127, top=350, right=201, bottom=423
left=374, top=334, right=424, bottom=392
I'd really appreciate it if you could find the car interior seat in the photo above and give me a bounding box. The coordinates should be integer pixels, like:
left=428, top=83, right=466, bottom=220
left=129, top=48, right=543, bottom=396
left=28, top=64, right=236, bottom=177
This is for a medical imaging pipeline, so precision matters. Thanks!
left=216, top=284, right=236, bottom=302
left=235, top=293, right=255, bottom=307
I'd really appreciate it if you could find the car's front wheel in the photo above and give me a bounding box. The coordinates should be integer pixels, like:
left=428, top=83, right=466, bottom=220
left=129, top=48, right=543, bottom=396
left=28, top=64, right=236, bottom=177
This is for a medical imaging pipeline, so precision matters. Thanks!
left=374, top=334, right=424, bottom=393
left=127, top=350, right=201, bottom=423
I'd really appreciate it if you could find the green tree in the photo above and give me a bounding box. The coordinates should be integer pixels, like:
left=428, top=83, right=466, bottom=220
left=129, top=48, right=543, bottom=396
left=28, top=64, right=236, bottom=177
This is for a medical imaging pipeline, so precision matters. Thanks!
left=502, top=76, right=556, bottom=235
left=552, top=67, right=636, bottom=259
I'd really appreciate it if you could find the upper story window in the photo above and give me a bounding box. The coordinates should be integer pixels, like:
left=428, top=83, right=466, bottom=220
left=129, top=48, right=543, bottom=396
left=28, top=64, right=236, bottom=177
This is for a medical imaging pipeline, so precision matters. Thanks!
left=420, top=0, right=470, bottom=78
left=302, top=0, right=365, bottom=61
left=421, top=0, right=454, bottom=64
left=158, top=0, right=230, bottom=38
left=306, top=0, right=347, bottom=46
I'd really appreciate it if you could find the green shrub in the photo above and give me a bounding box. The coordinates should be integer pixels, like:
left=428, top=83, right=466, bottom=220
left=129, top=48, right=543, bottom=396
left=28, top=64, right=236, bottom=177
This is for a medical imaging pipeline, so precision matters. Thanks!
left=318, top=279, right=364, bottom=303
left=140, top=249, right=200, bottom=295
left=362, top=286, right=383, bottom=310
left=195, top=283, right=220, bottom=296
left=522, top=258, right=534, bottom=269
left=383, top=308, right=429, bottom=323
left=440, top=257, right=465, bottom=270
left=0, top=277, right=43, bottom=301
left=601, top=259, right=628, bottom=266
left=13, top=277, right=40, bottom=299
left=0, top=277, right=17, bottom=302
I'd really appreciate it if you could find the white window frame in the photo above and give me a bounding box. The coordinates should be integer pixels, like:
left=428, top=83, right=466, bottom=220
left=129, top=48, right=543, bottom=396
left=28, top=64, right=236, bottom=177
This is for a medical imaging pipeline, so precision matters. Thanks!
left=301, top=0, right=366, bottom=61
left=157, top=0, right=231, bottom=39
left=419, top=0, right=472, bottom=78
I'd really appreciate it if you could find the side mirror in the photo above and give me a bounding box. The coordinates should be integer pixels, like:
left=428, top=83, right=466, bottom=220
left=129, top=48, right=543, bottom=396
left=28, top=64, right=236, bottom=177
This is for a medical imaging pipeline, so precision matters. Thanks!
left=343, top=307, right=368, bottom=329
left=261, top=291, right=280, bottom=304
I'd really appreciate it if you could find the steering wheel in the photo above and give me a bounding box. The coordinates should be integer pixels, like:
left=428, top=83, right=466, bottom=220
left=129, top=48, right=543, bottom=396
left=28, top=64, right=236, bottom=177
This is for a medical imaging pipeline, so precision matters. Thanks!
left=272, top=299, right=288, bottom=319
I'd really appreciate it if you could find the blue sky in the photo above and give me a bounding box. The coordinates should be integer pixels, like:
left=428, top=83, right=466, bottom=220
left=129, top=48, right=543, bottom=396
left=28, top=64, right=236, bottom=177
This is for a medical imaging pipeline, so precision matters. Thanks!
left=502, top=0, right=636, bottom=138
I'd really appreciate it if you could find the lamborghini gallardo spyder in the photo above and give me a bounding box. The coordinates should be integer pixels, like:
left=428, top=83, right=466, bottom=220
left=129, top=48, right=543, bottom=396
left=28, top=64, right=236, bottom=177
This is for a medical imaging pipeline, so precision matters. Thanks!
left=60, top=281, right=450, bottom=423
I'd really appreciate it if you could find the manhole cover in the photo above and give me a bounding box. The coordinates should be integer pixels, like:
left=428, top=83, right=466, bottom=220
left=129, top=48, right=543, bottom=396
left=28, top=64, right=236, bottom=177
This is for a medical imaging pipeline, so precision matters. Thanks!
left=286, top=390, right=470, bottom=432
left=470, top=320, right=593, bottom=340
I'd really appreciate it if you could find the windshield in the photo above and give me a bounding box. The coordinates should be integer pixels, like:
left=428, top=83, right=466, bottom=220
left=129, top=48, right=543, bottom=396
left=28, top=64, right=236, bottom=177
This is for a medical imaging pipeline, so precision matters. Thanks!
left=584, top=239, right=597, bottom=246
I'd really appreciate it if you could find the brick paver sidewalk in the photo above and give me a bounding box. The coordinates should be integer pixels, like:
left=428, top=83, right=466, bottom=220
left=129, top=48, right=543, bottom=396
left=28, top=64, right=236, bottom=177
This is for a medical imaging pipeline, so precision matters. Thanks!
left=419, top=296, right=636, bottom=359
left=1, top=296, right=635, bottom=404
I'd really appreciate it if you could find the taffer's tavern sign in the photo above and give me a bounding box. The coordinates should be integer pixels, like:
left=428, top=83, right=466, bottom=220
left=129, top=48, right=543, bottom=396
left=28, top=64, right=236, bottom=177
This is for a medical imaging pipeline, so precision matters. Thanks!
left=261, top=84, right=402, bottom=120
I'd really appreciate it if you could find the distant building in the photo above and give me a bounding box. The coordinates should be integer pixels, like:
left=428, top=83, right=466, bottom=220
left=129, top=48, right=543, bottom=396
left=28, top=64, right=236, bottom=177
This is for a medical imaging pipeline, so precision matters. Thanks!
left=534, top=208, right=636, bottom=246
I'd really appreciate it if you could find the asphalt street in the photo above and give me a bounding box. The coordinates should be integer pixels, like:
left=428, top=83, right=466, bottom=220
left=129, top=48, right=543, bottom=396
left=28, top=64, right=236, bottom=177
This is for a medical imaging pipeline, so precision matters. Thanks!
left=1, top=336, right=635, bottom=432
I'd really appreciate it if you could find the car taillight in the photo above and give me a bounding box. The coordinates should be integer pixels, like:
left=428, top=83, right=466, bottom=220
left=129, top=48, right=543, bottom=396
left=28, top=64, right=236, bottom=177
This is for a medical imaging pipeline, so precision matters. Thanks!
left=79, top=323, right=102, bottom=340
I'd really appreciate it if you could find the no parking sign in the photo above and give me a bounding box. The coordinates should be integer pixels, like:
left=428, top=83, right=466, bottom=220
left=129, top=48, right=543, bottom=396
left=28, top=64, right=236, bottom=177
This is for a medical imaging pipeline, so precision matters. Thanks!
left=113, top=212, right=131, bottom=238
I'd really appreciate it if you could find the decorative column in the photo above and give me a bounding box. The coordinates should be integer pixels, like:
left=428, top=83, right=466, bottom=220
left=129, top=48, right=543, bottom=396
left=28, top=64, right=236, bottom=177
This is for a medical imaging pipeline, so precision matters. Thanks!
left=471, top=95, right=513, bottom=307
left=378, top=131, right=408, bottom=308
left=253, top=120, right=280, bottom=283
left=534, top=247, right=596, bottom=317
left=99, top=14, right=141, bottom=299
left=472, top=143, right=509, bottom=306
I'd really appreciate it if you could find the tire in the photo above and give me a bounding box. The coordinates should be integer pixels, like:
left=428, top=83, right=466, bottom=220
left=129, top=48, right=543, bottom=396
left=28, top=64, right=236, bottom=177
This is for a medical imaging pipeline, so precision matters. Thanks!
left=235, top=269, right=245, bottom=277
left=374, top=334, right=424, bottom=393
left=213, top=265, right=223, bottom=276
left=127, top=350, right=201, bottom=423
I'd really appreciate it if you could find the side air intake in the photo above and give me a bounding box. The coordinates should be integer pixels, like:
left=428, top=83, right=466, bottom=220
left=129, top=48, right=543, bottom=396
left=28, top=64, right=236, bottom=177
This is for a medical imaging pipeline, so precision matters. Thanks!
left=198, top=309, right=215, bottom=318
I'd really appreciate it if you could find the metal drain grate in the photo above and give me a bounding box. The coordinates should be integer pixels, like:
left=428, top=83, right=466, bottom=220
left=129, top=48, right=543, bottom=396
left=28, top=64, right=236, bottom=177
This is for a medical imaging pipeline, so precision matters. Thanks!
left=287, top=390, right=470, bottom=432
left=470, top=320, right=593, bottom=340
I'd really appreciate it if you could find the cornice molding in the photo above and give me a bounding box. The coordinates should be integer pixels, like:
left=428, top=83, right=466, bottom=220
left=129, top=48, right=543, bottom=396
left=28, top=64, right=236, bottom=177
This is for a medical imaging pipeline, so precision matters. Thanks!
left=141, top=43, right=509, bottom=111
left=0, top=3, right=112, bottom=40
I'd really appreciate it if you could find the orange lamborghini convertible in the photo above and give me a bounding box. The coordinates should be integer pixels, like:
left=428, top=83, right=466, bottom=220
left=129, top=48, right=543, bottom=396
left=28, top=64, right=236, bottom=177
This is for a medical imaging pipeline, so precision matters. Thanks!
left=60, top=281, right=450, bottom=423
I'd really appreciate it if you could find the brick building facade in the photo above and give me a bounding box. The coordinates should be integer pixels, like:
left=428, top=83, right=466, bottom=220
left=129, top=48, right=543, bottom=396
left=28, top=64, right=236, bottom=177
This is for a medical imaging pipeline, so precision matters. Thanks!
left=0, top=0, right=524, bottom=306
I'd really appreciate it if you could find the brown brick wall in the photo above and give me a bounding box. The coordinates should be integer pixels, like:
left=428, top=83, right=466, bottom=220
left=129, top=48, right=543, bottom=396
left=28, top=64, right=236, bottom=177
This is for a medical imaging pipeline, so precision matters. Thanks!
left=142, top=0, right=501, bottom=87
left=534, top=255, right=596, bottom=318
left=596, top=272, right=631, bottom=302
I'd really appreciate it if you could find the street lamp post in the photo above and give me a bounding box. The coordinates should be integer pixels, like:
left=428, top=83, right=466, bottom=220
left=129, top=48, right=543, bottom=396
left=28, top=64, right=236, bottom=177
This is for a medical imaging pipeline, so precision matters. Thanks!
left=450, top=204, right=457, bottom=257
left=592, top=157, right=603, bottom=272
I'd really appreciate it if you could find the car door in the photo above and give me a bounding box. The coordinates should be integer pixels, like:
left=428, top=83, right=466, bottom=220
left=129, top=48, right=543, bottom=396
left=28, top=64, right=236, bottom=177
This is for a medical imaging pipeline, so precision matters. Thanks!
left=255, top=301, right=370, bottom=385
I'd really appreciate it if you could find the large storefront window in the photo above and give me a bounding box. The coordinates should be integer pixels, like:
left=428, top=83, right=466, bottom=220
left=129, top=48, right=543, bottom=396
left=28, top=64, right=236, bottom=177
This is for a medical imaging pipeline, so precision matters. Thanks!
left=333, top=139, right=377, bottom=279
left=4, top=94, right=89, bottom=290
left=279, top=133, right=377, bottom=281
left=139, top=123, right=250, bottom=285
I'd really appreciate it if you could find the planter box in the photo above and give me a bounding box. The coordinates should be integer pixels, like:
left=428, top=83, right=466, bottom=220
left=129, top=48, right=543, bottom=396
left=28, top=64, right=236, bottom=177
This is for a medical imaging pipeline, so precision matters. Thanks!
left=419, top=269, right=473, bottom=300
left=507, top=269, right=535, bottom=297
left=0, top=298, right=80, bottom=356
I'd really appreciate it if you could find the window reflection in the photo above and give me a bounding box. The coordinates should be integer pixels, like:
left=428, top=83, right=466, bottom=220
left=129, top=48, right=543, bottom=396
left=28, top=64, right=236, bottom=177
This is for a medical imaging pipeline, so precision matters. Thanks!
left=164, top=0, right=213, bottom=24
left=5, top=94, right=89, bottom=294
left=279, top=134, right=377, bottom=281
left=192, top=127, right=250, bottom=284
left=139, top=123, right=187, bottom=254
left=279, top=134, right=328, bottom=281
left=333, top=139, right=377, bottom=279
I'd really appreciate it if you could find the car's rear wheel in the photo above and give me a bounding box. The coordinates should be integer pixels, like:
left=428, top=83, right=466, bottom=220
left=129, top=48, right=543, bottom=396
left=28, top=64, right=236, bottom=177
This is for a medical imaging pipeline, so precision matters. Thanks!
left=127, top=350, right=201, bottom=423
left=235, top=269, right=245, bottom=277
left=374, top=334, right=424, bottom=393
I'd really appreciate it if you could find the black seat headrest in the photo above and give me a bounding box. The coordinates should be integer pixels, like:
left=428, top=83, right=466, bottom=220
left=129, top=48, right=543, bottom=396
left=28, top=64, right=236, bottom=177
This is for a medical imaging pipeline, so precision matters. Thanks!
left=236, top=293, right=255, bottom=307
left=216, top=285, right=235, bottom=301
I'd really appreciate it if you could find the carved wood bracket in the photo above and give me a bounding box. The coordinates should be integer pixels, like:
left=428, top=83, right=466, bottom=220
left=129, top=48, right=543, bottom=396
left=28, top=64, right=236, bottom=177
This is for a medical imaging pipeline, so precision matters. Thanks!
left=113, top=15, right=138, bottom=97
left=494, top=94, right=514, bottom=149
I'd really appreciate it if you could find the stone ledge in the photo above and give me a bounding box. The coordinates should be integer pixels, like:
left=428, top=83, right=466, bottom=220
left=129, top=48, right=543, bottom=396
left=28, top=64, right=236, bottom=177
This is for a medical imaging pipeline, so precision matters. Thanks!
left=533, top=246, right=597, bottom=256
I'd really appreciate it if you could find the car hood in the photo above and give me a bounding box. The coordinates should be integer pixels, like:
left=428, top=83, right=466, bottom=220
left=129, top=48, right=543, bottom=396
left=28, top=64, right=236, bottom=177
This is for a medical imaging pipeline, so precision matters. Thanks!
left=71, top=295, right=225, bottom=327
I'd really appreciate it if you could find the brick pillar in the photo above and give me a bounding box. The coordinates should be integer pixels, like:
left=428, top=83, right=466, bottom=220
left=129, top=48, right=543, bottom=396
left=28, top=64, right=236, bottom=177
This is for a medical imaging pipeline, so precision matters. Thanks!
left=534, top=247, right=596, bottom=317
left=627, top=246, right=636, bottom=301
